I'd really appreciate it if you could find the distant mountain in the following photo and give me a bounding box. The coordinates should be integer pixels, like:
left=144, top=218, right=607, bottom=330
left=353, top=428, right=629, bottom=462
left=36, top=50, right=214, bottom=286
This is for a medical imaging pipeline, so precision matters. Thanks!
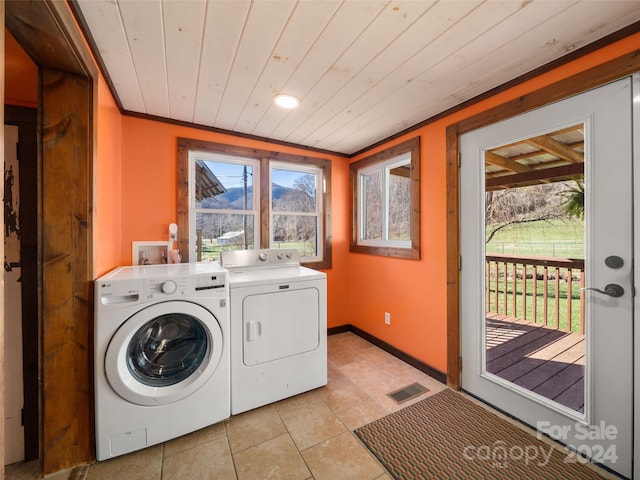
left=222, top=186, right=252, bottom=204
left=272, top=183, right=288, bottom=200
left=201, top=183, right=291, bottom=208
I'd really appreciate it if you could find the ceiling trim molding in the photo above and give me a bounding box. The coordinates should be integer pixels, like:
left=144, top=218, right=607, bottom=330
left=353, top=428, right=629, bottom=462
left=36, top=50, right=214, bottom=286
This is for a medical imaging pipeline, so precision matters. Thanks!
left=122, top=109, right=350, bottom=158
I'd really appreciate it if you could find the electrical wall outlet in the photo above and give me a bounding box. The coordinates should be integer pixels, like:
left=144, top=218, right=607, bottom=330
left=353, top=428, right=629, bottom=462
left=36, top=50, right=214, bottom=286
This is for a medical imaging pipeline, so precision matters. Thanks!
left=384, top=312, right=391, bottom=325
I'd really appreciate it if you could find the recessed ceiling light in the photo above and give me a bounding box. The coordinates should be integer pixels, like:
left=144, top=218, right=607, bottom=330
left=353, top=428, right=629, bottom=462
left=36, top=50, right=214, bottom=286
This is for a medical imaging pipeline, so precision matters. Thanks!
left=274, top=94, right=299, bottom=109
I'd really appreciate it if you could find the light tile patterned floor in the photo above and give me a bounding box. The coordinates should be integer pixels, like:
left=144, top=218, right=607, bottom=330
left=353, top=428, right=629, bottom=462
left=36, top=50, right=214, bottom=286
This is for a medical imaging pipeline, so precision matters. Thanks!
left=6, top=332, right=447, bottom=480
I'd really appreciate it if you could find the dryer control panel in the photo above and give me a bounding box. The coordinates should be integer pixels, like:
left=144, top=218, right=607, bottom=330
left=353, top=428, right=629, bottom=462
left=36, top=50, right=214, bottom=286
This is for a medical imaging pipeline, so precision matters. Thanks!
left=220, top=248, right=300, bottom=269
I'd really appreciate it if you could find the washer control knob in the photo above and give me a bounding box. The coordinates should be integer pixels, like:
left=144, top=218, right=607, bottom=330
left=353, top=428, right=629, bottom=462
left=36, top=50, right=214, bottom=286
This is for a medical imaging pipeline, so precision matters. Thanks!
left=161, top=280, right=177, bottom=294
left=277, top=253, right=284, bottom=259
left=286, top=252, right=293, bottom=259
left=258, top=252, right=268, bottom=262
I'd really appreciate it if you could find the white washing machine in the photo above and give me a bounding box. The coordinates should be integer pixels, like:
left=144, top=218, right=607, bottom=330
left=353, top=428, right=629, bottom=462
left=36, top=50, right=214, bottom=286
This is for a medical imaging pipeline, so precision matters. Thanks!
left=220, top=249, right=327, bottom=415
left=94, top=262, right=229, bottom=461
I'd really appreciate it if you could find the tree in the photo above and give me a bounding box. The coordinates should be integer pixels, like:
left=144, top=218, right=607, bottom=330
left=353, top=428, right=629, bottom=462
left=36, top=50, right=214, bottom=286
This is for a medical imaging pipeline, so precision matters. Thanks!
left=388, top=171, right=411, bottom=240
left=485, top=182, right=569, bottom=244
left=271, top=174, right=318, bottom=251
left=359, top=168, right=410, bottom=241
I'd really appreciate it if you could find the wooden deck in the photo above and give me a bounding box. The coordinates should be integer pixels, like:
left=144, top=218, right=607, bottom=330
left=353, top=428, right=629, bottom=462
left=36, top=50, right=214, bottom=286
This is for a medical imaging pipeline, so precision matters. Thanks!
left=485, top=312, right=585, bottom=413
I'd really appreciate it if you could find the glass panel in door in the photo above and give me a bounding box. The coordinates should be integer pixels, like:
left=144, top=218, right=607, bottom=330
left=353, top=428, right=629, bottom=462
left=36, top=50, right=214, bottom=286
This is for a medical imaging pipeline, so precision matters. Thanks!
left=484, top=125, right=585, bottom=414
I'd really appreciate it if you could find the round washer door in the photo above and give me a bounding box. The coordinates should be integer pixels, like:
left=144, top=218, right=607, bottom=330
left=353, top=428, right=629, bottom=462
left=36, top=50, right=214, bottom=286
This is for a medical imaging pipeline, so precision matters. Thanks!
left=105, top=300, right=223, bottom=406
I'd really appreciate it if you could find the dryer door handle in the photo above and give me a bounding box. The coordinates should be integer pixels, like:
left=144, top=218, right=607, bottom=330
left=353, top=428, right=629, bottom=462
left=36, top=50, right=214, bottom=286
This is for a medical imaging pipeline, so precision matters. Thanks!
left=246, top=321, right=262, bottom=342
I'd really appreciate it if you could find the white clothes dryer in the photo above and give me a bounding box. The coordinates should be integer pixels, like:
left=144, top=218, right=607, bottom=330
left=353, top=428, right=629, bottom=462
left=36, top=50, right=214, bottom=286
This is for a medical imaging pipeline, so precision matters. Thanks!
left=220, top=249, right=327, bottom=415
left=94, top=262, right=229, bottom=460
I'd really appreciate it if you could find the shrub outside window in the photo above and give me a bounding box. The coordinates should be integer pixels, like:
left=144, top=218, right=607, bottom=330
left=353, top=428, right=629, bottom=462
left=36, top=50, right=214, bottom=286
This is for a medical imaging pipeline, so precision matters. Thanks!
left=350, top=137, right=420, bottom=259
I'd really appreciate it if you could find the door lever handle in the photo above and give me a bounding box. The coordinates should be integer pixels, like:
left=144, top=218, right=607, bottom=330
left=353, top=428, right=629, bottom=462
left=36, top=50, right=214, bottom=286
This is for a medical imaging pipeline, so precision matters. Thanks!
left=580, top=284, right=624, bottom=298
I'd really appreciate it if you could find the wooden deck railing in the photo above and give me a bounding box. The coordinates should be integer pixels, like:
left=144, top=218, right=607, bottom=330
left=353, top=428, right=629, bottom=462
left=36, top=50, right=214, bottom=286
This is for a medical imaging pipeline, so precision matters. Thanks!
left=485, top=254, right=585, bottom=334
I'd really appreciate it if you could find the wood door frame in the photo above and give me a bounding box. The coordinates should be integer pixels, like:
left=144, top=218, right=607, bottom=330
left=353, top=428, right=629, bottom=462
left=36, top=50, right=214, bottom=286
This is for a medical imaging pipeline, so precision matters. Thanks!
left=446, top=49, right=640, bottom=390
left=5, top=0, right=98, bottom=474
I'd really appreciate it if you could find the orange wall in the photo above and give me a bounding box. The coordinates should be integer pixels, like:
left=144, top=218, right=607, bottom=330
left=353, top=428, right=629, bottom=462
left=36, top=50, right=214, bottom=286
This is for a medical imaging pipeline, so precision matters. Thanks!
left=347, top=32, right=640, bottom=374
left=116, top=117, right=351, bottom=326
left=94, top=75, right=123, bottom=276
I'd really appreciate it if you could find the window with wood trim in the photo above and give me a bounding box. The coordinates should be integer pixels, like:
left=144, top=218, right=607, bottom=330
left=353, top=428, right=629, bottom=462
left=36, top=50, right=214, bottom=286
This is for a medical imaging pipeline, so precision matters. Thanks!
left=350, top=137, right=420, bottom=259
left=177, top=138, right=332, bottom=269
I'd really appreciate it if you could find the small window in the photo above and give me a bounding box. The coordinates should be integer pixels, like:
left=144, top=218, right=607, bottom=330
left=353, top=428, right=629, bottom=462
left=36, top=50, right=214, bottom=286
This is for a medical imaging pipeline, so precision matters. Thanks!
left=350, top=137, right=420, bottom=259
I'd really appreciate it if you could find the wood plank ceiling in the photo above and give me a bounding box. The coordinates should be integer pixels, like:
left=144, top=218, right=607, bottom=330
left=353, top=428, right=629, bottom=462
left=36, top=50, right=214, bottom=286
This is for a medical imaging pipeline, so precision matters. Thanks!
left=72, top=0, right=640, bottom=155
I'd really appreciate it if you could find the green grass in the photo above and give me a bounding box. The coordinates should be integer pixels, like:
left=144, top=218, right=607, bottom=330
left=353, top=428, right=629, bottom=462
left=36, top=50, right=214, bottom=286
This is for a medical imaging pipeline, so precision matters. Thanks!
left=486, top=218, right=584, bottom=258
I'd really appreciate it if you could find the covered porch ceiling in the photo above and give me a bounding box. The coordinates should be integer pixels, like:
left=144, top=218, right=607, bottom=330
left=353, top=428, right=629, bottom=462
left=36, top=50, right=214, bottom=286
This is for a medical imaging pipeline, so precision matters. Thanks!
left=485, top=124, right=584, bottom=191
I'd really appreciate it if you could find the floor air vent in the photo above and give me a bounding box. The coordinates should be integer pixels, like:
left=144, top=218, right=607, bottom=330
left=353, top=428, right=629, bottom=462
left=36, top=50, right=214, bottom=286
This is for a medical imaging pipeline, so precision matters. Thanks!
left=387, top=382, right=429, bottom=404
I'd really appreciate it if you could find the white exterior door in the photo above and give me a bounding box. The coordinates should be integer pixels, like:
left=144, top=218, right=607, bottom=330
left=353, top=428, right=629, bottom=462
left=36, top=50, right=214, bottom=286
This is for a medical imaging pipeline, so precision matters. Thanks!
left=460, top=77, right=634, bottom=478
